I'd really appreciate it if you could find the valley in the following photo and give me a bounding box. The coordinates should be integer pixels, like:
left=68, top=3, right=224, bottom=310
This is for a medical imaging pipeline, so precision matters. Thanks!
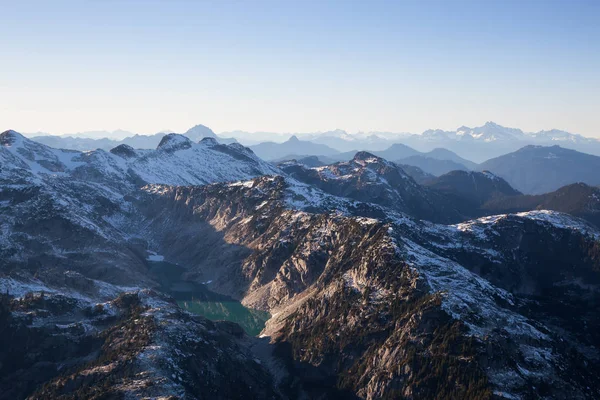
left=1, top=129, right=599, bottom=399
left=149, top=259, right=270, bottom=336
left=5, top=2, right=599, bottom=398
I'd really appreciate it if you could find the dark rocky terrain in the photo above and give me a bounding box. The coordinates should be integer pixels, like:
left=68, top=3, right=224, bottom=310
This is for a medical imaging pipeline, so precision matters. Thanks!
left=278, top=152, right=466, bottom=223
left=481, top=182, right=600, bottom=228
left=424, top=170, right=522, bottom=217
left=132, top=177, right=600, bottom=399
left=426, top=170, right=521, bottom=205
left=426, top=170, right=600, bottom=228
left=1, top=130, right=599, bottom=399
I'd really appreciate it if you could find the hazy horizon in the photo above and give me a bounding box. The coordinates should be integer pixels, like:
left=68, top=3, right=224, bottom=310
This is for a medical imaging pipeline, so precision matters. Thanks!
left=15, top=119, right=599, bottom=141
left=3, top=0, right=599, bottom=137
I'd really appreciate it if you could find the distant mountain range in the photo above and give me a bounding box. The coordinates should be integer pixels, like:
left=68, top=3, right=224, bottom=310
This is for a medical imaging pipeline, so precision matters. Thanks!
left=479, top=145, right=600, bottom=194
left=275, top=142, right=479, bottom=176
left=249, top=135, right=339, bottom=160
left=279, top=152, right=600, bottom=228
left=225, top=121, right=600, bottom=162
left=17, top=124, right=600, bottom=196
left=24, top=129, right=138, bottom=140
left=276, top=142, right=600, bottom=195
left=26, top=122, right=600, bottom=163
left=29, top=124, right=236, bottom=151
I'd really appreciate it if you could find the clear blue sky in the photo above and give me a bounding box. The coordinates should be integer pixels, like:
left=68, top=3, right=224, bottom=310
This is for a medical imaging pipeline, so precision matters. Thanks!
left=1, top=0, right=599, bottom=136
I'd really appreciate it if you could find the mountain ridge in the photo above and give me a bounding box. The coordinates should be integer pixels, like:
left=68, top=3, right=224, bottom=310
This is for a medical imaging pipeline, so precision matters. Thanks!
left=27, top=121, right=600, bottom=162
left=2, top=129, right=600, bottom=399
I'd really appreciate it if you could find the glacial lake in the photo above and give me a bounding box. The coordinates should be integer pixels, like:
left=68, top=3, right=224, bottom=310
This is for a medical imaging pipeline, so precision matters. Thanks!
left=148, top=260, right=269, bottom=336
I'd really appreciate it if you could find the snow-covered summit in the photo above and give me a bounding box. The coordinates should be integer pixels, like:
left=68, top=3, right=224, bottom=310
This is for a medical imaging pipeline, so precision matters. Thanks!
left=157, top=133, right=193, bottom=152
left=440, top=121, right=525, bottom=142
left=199, top=137, right=218, bottom=146
left=1, top=129, right=25, bottom=146
left=109, top=143, right=138, bottom=158
left=184, top=124, right=217, bottom=141
left=0, top=130, right=279, bottom=188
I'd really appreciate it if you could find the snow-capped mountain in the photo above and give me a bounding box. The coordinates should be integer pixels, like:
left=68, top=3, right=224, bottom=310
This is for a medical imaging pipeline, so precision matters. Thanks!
left=403, top=122, right=600, bottom=162
left=279, top=152, right=466, bottom=223
left=454, top=121, right=526, bottom=142
left=420, top=122, right=598, bottom=146
left=1, top=130, right=277, bottom=187
left=132, top=176, right=600, bottom=399
left=228, top=122, right=600, bottom=163
left=2, top=128, right=600, bottom=399
left=0, top=129, right=279, bottom=285
left=529, top=128, right=597, bottom=143
left=278, top=144, right=479, bottom=176
left=28, top=121, right=600, bottom=164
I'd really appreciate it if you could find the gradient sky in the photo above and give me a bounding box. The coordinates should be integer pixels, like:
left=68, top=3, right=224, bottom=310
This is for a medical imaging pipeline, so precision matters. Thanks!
left=1, top=0, right=599, bottom=137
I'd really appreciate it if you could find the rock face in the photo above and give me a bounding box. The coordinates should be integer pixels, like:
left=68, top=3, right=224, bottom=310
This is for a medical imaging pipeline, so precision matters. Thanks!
left=426, top=170, right=521, bottom=204
left=396, top=164, right=436, bottom=184
left=279, top=152, right=466, bottom=223
left=2, top=132, right=600, bottom=399
left=109, top=143, right=138, bottom=158
left=157, top=133, right=194, bottom=152
left=131, top=177, right=600, bottom=400
left=481, top=182, right=600, bottom=228
left=0, top=129, right=280, bottom=289
left=419, top=171, right=600, bottom=228
left=0, top=290, right=281, bottom=400
left=424, top=170, right=522, bottom=217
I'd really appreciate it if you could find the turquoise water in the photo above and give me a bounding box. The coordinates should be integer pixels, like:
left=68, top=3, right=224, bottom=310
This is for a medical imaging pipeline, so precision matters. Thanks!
left=178, top=299, right=270, bottom=336
left=148, top=261, right=269, bottom=336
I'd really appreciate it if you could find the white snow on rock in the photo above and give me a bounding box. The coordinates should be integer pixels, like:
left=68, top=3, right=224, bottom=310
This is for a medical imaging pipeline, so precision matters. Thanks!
left=147, top=251, right=165, bottom=262
left=514, top=210, right=600, bottom=238
left=449, top=210, right=599, bottom=241
left=1, top=130, right=279, bottom=188
left=395, top=237, right=548, bottom=338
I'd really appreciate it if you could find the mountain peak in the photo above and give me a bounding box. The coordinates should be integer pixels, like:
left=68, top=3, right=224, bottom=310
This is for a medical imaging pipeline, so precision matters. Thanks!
left=184, top=124, right=217, bottom=140
left=199, top=137, right=218, bottom=146
left=110, top=144, right=138, bottom=158
left=353, top=151, right=380, bottom=162
left=0, top=129, right=26, bottom=146
left=388, top=143, right=415, bottom=150
left=157, top=133, right=193, bottom=152
left=483, top=121, right=501, bottom=128
left=287, top=135, right=300, bottom=143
